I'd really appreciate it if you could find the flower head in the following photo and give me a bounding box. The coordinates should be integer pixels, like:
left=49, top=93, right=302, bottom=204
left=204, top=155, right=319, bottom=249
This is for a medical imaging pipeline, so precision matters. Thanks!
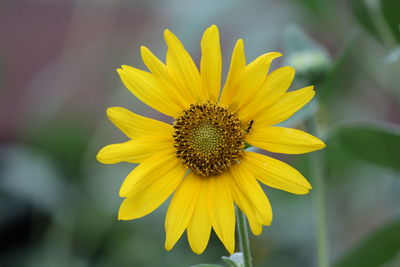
left=97, top=25, right=326, bottom=254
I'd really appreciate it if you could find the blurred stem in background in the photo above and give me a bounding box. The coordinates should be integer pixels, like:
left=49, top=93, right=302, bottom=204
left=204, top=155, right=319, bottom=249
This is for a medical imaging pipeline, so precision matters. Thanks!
left=306, top=116, right=329, bottom=267
left=283, top=25, right=333, bottom=266
left=362, top=0, right=398, bottom=48
left=236, top=207, right=252, bottom=267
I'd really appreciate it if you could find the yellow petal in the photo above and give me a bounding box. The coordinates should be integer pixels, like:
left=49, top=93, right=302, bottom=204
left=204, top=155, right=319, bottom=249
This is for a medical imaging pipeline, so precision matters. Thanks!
left=187, top=175, right=212, bottom=254
left=140, top=46, right=194, bottom=108
left=254, top=86, right=315, bottom=127
left=165, top=172, right=200, bottom=251
left=117, top=65, right=182, bottom=117
left=232, top=52, right=282, bottom=110
left=220, top=39, right=246, bottom=106
left=241, top=151, right=312, bottom=195
left=119, top=149, right=185, bottom=197
left=118, top=155, right=186, bottom=220
left=208, top=173, right=235, bottom=254
left=239, top=66, right=295, bottom=121
left=246, top=126, right=326, bottom=154
left=164, top=29, right=203, bottom=100
left=248, top=219, right=263, bottom=236
left=230, top=164, right=272, bottom=226
left=229, top=182, right=263, bottom=235
left=96, top=136, right=174, bottom=164
left=106, top=107, right=172, bottom=139
left=200, top=25, right=222, bottom=101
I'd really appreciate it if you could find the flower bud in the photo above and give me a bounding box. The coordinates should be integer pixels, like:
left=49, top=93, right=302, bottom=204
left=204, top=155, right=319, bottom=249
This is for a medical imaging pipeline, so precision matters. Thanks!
left=285, top=49, right=331, bottom=83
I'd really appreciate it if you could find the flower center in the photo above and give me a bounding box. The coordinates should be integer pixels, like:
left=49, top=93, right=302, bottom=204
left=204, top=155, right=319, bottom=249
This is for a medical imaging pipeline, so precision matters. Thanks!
left=189, top=121, right=223, bottom=153
left=173, top=103, right=244, bottom=176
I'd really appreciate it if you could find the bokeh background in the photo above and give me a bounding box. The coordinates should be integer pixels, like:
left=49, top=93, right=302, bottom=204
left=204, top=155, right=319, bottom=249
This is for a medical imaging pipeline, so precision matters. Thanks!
left=1, top=0, right=399, bottom=266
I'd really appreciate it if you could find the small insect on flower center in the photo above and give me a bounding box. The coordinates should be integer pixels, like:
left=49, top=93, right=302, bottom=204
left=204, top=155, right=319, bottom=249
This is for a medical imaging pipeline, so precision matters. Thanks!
left=173, top=103, right=245, bottom=177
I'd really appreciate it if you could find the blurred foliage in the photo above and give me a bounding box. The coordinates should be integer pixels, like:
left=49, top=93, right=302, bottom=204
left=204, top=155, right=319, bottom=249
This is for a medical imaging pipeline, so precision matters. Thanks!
left=192, top=264, right=223, bottom=267
left=221, top=252, right=244, bottom=267
left=334, top=124, right=400, bottom=171
left=384, top=46, right=400, bottom=64
left=25, top=119, right=91, bottom=179
left=317, top=29, right=358, bottom=104
left=334, top=219, right=400, bottom=267
left=381, top=0, right=400, bottom=43
left=350, top=0, right=382, bottom=42
left=284, top=26, right=332, bottom=84
left=1, top=0, right=400, bottom=266
left=350, top=0, right=400, bottom=46
left=293, top=0, right=329, bottom=16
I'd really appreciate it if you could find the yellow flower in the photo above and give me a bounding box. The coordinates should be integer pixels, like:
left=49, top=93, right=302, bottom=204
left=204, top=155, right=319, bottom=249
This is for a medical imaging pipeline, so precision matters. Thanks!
left=97, top=25, right=326, bottom=255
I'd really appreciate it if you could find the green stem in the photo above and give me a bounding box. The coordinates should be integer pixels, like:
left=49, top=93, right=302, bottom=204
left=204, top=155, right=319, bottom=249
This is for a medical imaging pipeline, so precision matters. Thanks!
left=305, top=117, right=329, bottom=267
left=367, top=0, right=398, bottom=48
left=236, top=207, right=252, bottom=267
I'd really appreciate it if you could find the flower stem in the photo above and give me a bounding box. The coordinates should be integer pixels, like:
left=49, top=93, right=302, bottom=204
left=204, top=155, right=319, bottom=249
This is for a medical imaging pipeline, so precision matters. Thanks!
left=236, top=206, right=252, bottom=267
left=305, top=117, right=329, bottom=267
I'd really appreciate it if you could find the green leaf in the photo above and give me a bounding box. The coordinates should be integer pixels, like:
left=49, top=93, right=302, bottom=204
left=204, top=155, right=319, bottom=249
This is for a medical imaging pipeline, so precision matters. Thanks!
left=334, top=219, right=400, bottom=267
left=318, top=29, right=358, bottom=103
left=26, top=119, right=90, bottom=178
left=221, top=253, right=243, bottom=267
left=335, top=124, right=400, bottom=171
left=292, top=0, right=329, bottom=17
left=349, top=0, right=382, bottom=42
left=283, top=26, right=331, bottom=83
left=381, top=0, right=400, bottom=43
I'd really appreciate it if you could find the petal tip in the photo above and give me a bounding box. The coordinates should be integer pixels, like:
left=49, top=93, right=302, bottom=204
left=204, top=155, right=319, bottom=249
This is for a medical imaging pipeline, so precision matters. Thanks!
left=226, top=246, right=235, bottom=255
left=285, top=65, right=296, bottom=73
left=190, top=244, right=206, bottom=255
left=106, top=106, right=122, bottom=118
left=118, top=207, right=129, bottom=220
left=164, top=29, right=173, bottom=39
left=314, top=140, right=327, bottom=151
left=140, top=45, right=148, bottom=53
left=253, top=230, right=262, bottom=236
left=268, top=51, right=283, bottom=59
left=119, top=187, right=128, bottom=197
left=307, top=182, right=313, bottom=190
left=164, top=242, right=173, bottom=252
left=207, top=24, right=219, bottom=32
left=120, top=64, right=131, bottom=70
left=96, top=148, right=106, bottom=164
left=298, top=189, right=311, bottom=195
left=118, top=215, right=130, bottom=221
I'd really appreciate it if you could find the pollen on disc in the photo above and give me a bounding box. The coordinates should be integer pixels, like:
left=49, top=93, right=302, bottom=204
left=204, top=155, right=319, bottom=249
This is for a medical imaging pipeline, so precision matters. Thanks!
left=189, top=122, right=223, bottom=153
left=173, top=102, right=245, bottom=177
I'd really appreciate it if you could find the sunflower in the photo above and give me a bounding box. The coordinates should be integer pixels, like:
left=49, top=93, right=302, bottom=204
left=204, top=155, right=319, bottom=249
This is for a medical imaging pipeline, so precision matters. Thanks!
left=97, top=25, right=325, bottom=255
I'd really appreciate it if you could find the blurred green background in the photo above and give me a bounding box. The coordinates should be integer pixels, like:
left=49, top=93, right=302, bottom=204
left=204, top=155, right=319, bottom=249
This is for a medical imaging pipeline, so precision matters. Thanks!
left=0, top=0, right=399, bottom=266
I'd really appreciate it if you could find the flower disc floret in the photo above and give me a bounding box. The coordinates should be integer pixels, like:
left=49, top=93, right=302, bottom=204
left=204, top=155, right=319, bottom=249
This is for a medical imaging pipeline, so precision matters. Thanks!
left=173, top=103, right=244, bottom=176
